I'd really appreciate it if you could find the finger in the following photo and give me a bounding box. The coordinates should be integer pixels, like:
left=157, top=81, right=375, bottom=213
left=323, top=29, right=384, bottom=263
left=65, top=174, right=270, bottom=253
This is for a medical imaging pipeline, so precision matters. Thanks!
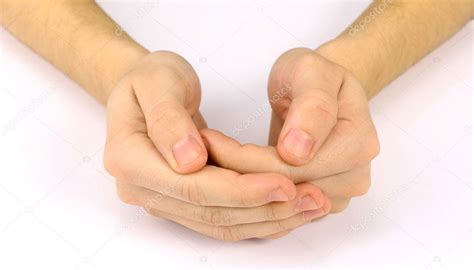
left=116, top=181, right=325, bottom=226
left=202, top=127, right=364, bottom=183
left=134, top=64, right=207, bottom=174
left=106, top=80, right=147, bottom=144
left=308, top=165, right=371, bottom=199
left=328, top=198, right=351, bottom=214
left=259, top=230, right=292, bottom=240
left=269, top=50, right=342, bottom=165
left=145, top=200, right=330, bottom=242
left=276, top=91, right=338, bottom=165
left=109, top=134, right=296, bottom=207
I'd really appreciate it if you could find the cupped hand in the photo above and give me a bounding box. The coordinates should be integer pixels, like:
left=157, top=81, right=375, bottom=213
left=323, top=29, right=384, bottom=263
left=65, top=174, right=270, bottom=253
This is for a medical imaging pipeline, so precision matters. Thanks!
left=202, top=48, right=380, bottom=213
left=104, top=51, right=330, bottom=241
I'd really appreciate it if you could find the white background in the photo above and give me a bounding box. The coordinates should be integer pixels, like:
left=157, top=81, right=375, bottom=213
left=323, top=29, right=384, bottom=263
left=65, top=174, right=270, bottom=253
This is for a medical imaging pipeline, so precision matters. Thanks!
left=0, top=1, right=472, bottom=269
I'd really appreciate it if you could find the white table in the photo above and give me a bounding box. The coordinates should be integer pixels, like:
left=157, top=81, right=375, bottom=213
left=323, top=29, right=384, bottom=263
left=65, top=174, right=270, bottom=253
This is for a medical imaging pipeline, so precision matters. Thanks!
left=0, top=1, right=472, bottom=269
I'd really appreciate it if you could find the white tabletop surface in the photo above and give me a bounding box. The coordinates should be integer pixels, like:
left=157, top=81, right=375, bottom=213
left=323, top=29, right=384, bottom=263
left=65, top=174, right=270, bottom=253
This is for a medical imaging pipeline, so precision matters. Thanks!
left=0, top=1, right=472, bottom=269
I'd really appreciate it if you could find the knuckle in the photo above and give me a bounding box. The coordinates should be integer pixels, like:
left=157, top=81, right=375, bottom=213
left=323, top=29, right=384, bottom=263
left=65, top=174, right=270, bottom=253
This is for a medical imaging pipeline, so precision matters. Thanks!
left=178, top=179, right=208, bottom=205
left=230, top=175, right=257, bottom=207
left=275, top=230, right=292, bottom=239
left=350, top=127, right=380, bottom=166
left=116, top=184, right=139, bottom=205
left=277, top=162, right=294, bottom=182
left=351, top=176, right=371, bottom=197
left=153, top=51, right=187, bottom=62
left=306, top=95, right=338, bottom=124
left=103, top=148, right=117, bottom=176
left=263, top=205, right=279, bottom=220
left=201, top=207, right=226, bottom=226
left=330, top=199, right=351, bottom=213
left=328, top=62, right=346, bottom=79
left=294, top=53, right=323, bottom=71
left=366, top=130, right=381, bottom=158
left=240, top=195, right=255, bottom=208
left=144, top=207, right=160, bottom=217
left=133, top=64, right=182, bottom=85
left=273, top=219, right=288, bottom=232
left=358, top=126, right=380, bottom=164
left=130, top=52, right=200, bottom=100
left=147, top=103, right=182, bottom=136
left=103, top=145, right=127, bottom=179
left=313, top=95, right=337, bottom=119
left=262, top=230, right=291, bottom=240
left=293, top=52, right=344, bottom=86
left=150, top=102, right=182, bottom=122
left=234, top=191, right=252, bottom=208
left=213, top=226, right=242, bottom=242
left=151, top=66, right=181, bottom=82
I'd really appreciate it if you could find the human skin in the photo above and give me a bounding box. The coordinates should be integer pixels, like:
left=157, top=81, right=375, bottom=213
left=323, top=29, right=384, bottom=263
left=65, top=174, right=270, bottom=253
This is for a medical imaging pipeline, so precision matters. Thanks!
left=1, top=0, right=331, bottom=241
left=1, top=0, right=472, bottom=241
left=202, top=0, right=473, bottom=213
left=201, top=50, right=379, bottom=213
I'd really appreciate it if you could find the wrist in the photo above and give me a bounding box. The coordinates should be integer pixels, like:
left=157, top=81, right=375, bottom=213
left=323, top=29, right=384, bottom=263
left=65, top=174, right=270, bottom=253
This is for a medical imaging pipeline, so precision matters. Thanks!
left=96, top=37, right=149, bottom=104
left=315, top=36, right=383, bottom=99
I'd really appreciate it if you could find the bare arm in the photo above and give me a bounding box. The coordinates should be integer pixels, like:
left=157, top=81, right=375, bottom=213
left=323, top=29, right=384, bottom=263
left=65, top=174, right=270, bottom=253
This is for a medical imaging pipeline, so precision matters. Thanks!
left=1, top=0, right=334, bottom=241
left=1, top=0, right=148, bottom=104
left=202, top=0, right=473, bottom=215
left=317, top=0, right=473, bottom=98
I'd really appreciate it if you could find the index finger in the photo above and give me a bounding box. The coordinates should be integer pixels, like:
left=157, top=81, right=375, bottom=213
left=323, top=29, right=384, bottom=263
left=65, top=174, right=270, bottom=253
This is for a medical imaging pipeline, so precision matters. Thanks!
left=201, top=126, right=367, bottom=183
left=108, top=134, right=297, bottom=207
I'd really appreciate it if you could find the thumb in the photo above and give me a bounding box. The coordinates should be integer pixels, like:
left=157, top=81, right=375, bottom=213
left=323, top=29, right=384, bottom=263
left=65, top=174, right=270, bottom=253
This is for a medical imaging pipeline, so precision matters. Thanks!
left=269, top=50, right=341, bottom=166
left=134, top=67, right=207, bottom=174
left=276, top=90, right=338, bottom=166
left=201, top=128, right=291, bottom=178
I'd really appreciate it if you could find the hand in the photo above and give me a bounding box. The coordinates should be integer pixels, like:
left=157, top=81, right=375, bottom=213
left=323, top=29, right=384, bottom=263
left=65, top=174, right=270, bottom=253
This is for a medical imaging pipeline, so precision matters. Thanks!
left=104, top=51, right=330, bottom=241
left=202, top=47, right=380, bottom=213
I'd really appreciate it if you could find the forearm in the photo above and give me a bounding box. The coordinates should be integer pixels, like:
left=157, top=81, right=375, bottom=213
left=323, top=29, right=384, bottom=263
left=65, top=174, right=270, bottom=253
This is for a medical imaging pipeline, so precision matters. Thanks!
left=316, top=0, right=472, bottom=99
left=1, top=0, right=148, bottom=104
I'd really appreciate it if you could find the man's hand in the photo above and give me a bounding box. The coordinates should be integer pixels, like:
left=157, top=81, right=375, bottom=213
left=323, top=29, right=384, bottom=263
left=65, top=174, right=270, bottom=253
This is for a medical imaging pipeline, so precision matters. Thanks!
left=4, top=0, right=470, bottom=241
left=106, top=51, right=209, bottom=174
left=202, top=48, right=380, bottom=213
left=104, top=51, right=331, bottom=241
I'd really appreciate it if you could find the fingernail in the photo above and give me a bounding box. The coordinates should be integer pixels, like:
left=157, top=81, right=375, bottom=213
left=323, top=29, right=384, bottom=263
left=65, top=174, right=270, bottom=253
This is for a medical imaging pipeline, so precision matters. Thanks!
left=283, top=129, right=315, bottom=160
left=172, top=136, right=204, bottom=167
left=303, top=208, right=325, bottom=221
left=268, top=188, right=289, bottom=202
left=296, top=196, right=319, bottom=211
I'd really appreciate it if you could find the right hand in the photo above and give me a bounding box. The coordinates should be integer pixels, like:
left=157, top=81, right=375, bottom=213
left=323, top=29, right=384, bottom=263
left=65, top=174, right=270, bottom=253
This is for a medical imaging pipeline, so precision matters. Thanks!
left=104, top=51, right=331, bottom=241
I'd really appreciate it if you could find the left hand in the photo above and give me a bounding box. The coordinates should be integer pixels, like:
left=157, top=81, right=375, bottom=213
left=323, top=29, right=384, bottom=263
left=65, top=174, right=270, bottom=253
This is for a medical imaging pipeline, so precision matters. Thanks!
left=201, top=47, right=380, bottom=213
